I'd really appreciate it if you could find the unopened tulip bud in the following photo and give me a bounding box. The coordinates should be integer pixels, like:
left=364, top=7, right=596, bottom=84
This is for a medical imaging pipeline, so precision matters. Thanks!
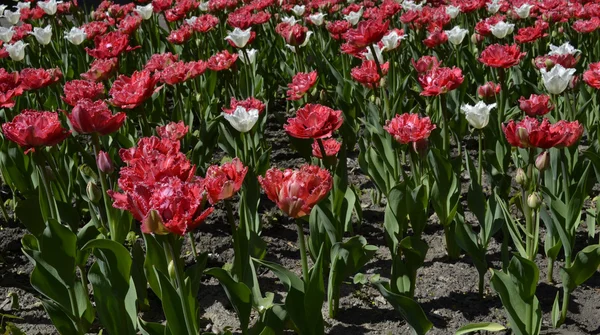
left=544, top=58, right=555, bottom=69
left=86, top=181, right=102, bottom=203
left=319, top=89, right=327, bottom=103
left=471, top=33, right=484, bottom=44
left=516, top=168, right=527, bottom=186
left=535, top=151, right=550, bottom=171
left=380, top=76, right=387, bottom=88
left=517, top=127, right=530, bottom=146
left=168, top=259, right=176, bottom=280
left=527, top=192, right=542, bottom=209
left=96, top=151, right=114, bottom=174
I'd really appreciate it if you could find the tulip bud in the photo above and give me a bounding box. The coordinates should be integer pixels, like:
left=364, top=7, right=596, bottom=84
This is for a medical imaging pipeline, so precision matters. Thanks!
left=527, top=192, right=542, bottom=209
left=478, top=82, right=501, bottom=101
left=544, top=58, right=555, bottom=69
left=379, top=76, right=387, bottom=88
left=412, top=138, right=429, bottom=157
left=535, top=151, right=550, bottom=171
left=516, top=168, right=527, bottom=186
left=86, top=181, right=102, bottom=203
left=96, top=151, right=114, bottom=174
left=471, top=33, right=484, bottom=44
left=517, top=127, right=530, bottom=146
left=319, top=89, right=327, bottom=102
left=168, top=259, right=176, bottom=280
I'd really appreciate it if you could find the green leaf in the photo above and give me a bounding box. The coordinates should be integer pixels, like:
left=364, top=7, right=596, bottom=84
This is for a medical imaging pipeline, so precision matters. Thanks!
left=142, top=234, right=169, bottom=300
left=455, top=322, right=506, bottom=334
left=374, top=281, right=432, bottom=335
left=561, top=244, right=600, bottom=293
left=384, top=182, right=407, bottom=253
left=205, top=268, right=252, bottom=332
left=138, top=318, right=167, bottom=335
left=154, top=269, right=188, bottom=335
left=305, top=246, right=325, bottom=335
left=15, top=196, right=45, bottom=236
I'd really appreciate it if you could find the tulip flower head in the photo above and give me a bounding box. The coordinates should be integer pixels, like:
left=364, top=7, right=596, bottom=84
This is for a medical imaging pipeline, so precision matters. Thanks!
left=384, top=113, right=436, bottom=144
left=223, top=106, right=260, bottom=133
left=503, top=117, right=583, bottom=149
left=65, top=27, right=87, bottom=45
left=204, top=158, right=248, bottom=204
left=0, top=27, right=14, bottom=43
left=540, top=64, right=576, bottom=95
left=2, top=110, right=71, bottom=153
left=308, top=13, right=326, bottom=26
left=29, top=25, right=52, bottom=45
left=225, top=27, right=252, bottom=48
left=446, top=5, right=460, bottom=18
left=445, top=26, right=469, bottom=45
left=38, top=0, right=61, bottom=15
left=515, top=4, right=533, bottom=18
left=135, top=4, right=154, bottom=20
left=461, top=101, right=496, bottom=129
left=68, top=99, right=126, bottom=135
left=156, top=121, right=189, bottom=141
left=5, top=40, right=28, bottom=61
left=284, top=104, right=343, bottom=139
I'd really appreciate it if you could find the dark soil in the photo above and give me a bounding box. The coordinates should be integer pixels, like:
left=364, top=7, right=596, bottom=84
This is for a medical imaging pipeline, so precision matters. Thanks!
left=1, top=112, right=599, bottom=334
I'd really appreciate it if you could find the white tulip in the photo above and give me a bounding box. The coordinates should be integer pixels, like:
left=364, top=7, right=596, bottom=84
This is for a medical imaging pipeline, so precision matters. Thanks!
left=29, top=25, right=52, bottom=45
left=363, top=44, right=384, bottom=63
left=540, top=64, right=576, bottom=95
left=461, top=101, right=496, bottom=129
left=15, top=2, right=31, bottom=11
left=38, top=0, right=62, bottom=15
left=548, top=42, right=580, bottom=56
left=5, top=40, right=28, bottom=61
left=225, top=27, right=252, bottom=48
left=223, top=106, right=259, bottom=133
left=0, top=5, right=7, bottom=16
left=490, top=21, right=514, bottom=38
left=446, top=5, right=460, bottom=18
left=515, top=4, right=533, bottom=18
left=486, top=0, right=500, bottom=14
left=281, top=16, right=299, bottom=26
left=445, top=26, right=468, bottom=45
left=381, top=29, right=405, bottom=51
left=291, top=5, right=305, bottom=16
left=344, top=7, right=363, bottom=25
left=65, top=27, right=87, bottom=45
left=199, top=2, right=209, bottom=11
left=239, top=48, right=258, bottom=65
left=403, top=0, right=424, bottom=11
left=3, top=10, right=21, bottom=25
left=135, top=4, right=153, bottom=20
left=0, top=27, right=14, bottom=43
left=308, top=13, right=326, bottom=26
left=185, top=16, right=198, bottom=25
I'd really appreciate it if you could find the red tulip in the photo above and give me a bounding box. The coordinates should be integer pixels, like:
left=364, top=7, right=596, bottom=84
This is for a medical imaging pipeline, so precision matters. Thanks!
left=503, top=117, right=583, bottom=149
left=109, top=70, right=161, bottom=109
left=284, top=103, right=343, bottom=139
left=118, top=14, right=143, bottom=35
left=418, top=66, right=464, bottom=96
left=167, top=25, right=193, bottom=44
left=384, top=113, right=436, bottom=144
left=534, top=54, right=579, bottom=70
left=423, top=30, right=448, bottom=48
left=312, top=138, right=342, bottom=159
left=2, top=110, right=71, bottom=153
left=479, top=44, right=526, bottom=68
left=97, top=150, right=114, bottom=174
left=583, top=62, right=600, bottom=89
left=82, top=21, right=109, bottom=40
left=515, top=24, right=548, bottom=44
left=62, top=80, right=105, bottom=107
left=572, top=17, right=600, bottom=33
left=276, top=22, right=309, bottom=46
left=258, top=165, right=332, bottom=218
left=287, top=71, right=318, bottom=101
left=0, top=69, right=23, bottom=108
left=222, top=97, right=266, bottom=114
left=158, top=61, right=207, bottom=85
left=207, top=50, right=238, bottom=71
left=343, top=18, right=390, bottom=48
left=81, top=58, right=119, bottom=82
left=477, top=81, right=501, bottom=100
left=145, top=52, right=179, bottom=72
left=518, top=94, right=554, bottom=116
left=204, top=158, right=248, bottom=204
left=351, top=60, right=389, bottom=89
left=189, top=14, right=220, bottom=33
left=326, top=20, right=351, bottom=40
left=86, top=31, right=135, bottom=59
left=68, top=99, right=126, bottom=135
left=412, top=56, right=441, bottom=73
left=156, top=121, right=189, bottom=141
left=20, top=68, right=62, bottom=91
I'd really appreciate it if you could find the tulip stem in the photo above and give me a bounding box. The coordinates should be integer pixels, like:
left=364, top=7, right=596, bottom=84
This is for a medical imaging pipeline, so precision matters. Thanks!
left=226, top=200, right=243, bottom=281
left=188, top=232, right=198, bottom=259
left=478, top=130, right=483, bottom=186
left=91, top=134, right=116, bottom=242
left=316, top=138, right=329, bottom=167
left=440, top=95, right=450, bottom=152
left=34, top=151, right=59, bottom=222
left=166, top=238, right=197, bottom=335
left=295, top=219, right=310, bottom=283
left=368, top=45, right=390, bottom=119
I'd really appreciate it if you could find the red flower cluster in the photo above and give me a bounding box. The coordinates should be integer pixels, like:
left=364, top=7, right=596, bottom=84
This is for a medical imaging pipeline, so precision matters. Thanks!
left=343, top=19, right=389, bottom=48
left=20, top=68, right=63, bottom=91
left=68, top=99, right=126, bottom=135
left=109, top=70, right=162, bottom=109
left=81, top=58, right=119, bottom=82
left=188, top=15, right=220, bottom=33
left=503, top=117, right=583, bottom=149
left=276, top=22, right=310, bottom=46
left=312, top=138, right=342, bottom=159
left=2, top=110, right=71, bottom=154
left=534, top=54, right=579, bottom=70
left=204, top=158, right=248, bottom=204
left=583, top=62, right=600, bottom=89
left=284, top=104, right=343, bottom=139
left=62, top=80, right=105, bottom=106
left=223, top=97, right=266, bottom=114
left=0, top=69, right=24, bottom=108
left=145, top=53, right=180, bottom=72
left=384, top=113, right=436, bottom=144
left=412, top=56, right=441, bottom=73
left=109, top=137, right=213, bottom=235
left=207, top=50, right=238, bottom=71
left=287, top=71, right=318, bottom=101
left=418, top=66, right=464, bottom=96
left=157, top=61, right=207, bottom=85
left=259, top=165, right=332, bottom=218
left=156, top=121, right=189, bottom=141
left=477, top=82, right=501, bottom=100
left=326, top=20, right=351, bottom=40
left=479, top=44, right=526, bottom=68
left=167, top=25, right=193, bottom=44
left=351, top=60, right=389, bottom=89
left=423, top=30, right=448, bottom=49
left=518, top=94, right=554, bottom=116
left=86, top=31, right=136, bottom=59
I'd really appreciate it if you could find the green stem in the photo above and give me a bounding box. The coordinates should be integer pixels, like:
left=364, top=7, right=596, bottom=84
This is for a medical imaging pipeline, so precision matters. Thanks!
left=188, top=232, right=198, bottom=259
left=295, top=219, right=310, bottom=283
left=560, top=288, right=571, bottom=326
left=225, top=200, right=242, bottom=280
left=67, top=286, right=85, bottom=334
left=368, top=44, right=390, bottom=119
left=547, top=257, right=555, bottom=283
left=166, top=239, right=197, bottom=335
left=478, top=271, right=485, bottom=298
left=440, top=95, right=450, bottom=153
left=91, top=134, right=115, bottom=241
left=478, top=130, right=483, bottom=186
left=35, top=152, right=58, bottom=221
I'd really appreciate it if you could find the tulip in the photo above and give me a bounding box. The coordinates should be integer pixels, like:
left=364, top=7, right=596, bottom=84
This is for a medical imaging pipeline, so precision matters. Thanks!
left=204, top=158, right=248, bottom=204
left=515, top=168, right=527, bottom=186
left=156, top=121, right=189, bottom=141
left=65, top=27, right=87, bottom=45
left=540, top=64, right=576, bottom=95
left=445, top=26, right=469, bottom=45
left=86, top=181, right=102, bottom=204
left=535, top=151, right=550, bottom=172
left=0, top=27, right=14, bottom=43
left=344, top=7, right=363, bottom=25
left=380, top=29, right=405, bottom=51
left=281, top=16, right=299, bottom=26
left=284, top=103, right=343, bottom=139
left=308, top=13, right=326, bottom=26
left=503, top=117, right=583, bottom=149
left=291, top=5, right=305, bottom=16
left=223, top=106, right=260, bottom=133
left=29, top=26, right=52, bottom=45
left=548, top=42, right=580, bottom=56
left=312, top=138, right=341, bottom=159
left=5, top=41, right=28, bottom=62
left=0, top=5, right=7, bottom=16
left=135, top=4, right=153, bottom=20
left=527, top=193, right=542, bottom=209
left=109, top=70, right=160, bottom=109
left=224, top=27, right=252, bottom=48
left=287, top=70, right=318, bottom=100
left=1, top=110, right=70, bottom=153
left=38, top=0, right=60, bottom=15
left=62, top=80, right=104, bottom=106
left=446, top=5, right=460, bottom=18
left=486, top=0, right=501, bottom=13
left=238, top=48, right=257, bottom=65
left=384, top=113, right=436, bottom=144
left=96, top=151, right=114, bottom=174
left=490, top=21, right=515, bottom=39
left=403, top=0, right=424, bottom=11
left=515, top=4, right=533, bottom=18
left=461, top=101, right=496, bottom=129
left=0, top=69, right=24, bottom=108
left=16, top=2, right=30, bottom=10
left=3, top=10, right=21, bottom=25
left=68, top=99, right=126, bottom=135
left=363, top=44, right=383, bottom=63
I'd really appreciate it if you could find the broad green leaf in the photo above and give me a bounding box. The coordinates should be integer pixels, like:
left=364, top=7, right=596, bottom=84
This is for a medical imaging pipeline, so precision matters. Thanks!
left=374, top=281, right=432, bottom=335
left=455, top=322, right=506, bottom=334
left=205, top=268, right=252, bottom=332
left=561, top=244, right=600, bottom=293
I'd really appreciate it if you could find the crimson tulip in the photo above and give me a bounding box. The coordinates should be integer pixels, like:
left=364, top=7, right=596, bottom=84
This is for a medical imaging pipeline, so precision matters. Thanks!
left=2, top=110, right=70, bottom=153
left=68, top=99, right=126, bottom=135
left=204, top=158, right=248, bottom=204
left=284, top=103, right=343, bottom=139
